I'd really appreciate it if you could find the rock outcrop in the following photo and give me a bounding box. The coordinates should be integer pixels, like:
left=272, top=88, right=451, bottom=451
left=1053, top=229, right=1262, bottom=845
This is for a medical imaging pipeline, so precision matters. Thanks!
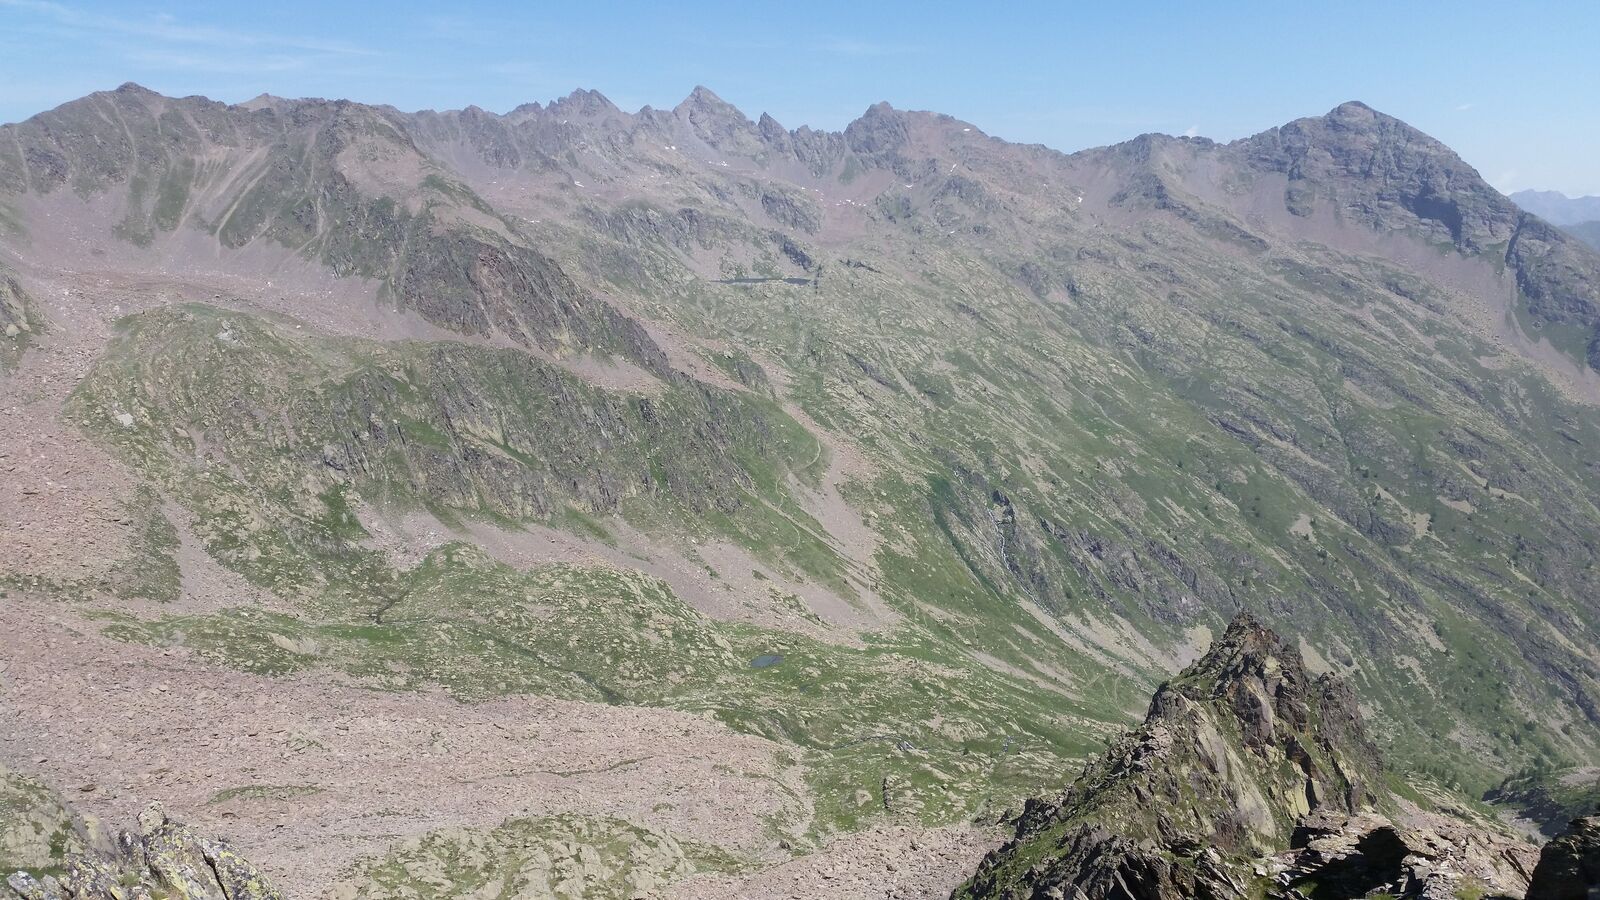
left=1275, top=807, right=1537, bottom=899
left=0, top=767, right=75, bottom=877
left=0, top=268, right=38, bottom=369
left=1527, top=815, right=1600, bottom=900
left=4, top=802, right=282, bottom=900
left=956, top=614, right=1538, bottom=899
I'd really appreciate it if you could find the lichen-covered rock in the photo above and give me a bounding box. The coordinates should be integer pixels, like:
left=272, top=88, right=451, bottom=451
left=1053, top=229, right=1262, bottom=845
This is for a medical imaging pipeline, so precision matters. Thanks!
left=0, top=766, right=77, bottom=876
left=3, top=873, right=54, bottom=900
left=61, top=856, right=121, bottom=899
left=5, top=802, right=283, bottom=900
left=142, top=806, right=235, bottom=899
left=0, top=266, right=39, bottom=370
left=202, top=837, right=286, bottom=900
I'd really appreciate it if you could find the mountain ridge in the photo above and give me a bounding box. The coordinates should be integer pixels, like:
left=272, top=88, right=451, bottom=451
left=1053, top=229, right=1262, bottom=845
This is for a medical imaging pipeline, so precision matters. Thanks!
left=1511, top=188, right=1600, bottom=226
left=1, top=83, right=1598, bottom=898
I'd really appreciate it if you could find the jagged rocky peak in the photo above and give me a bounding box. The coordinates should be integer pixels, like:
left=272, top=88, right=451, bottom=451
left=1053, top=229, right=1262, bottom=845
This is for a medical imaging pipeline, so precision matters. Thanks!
left=756, top=110, right=791, bottom=147
left=844, top=100, right=911, bottom=155
left=670, top=85, right=766, bottom=155
left=957, top=614, right=1539, bottom=899
left=546, top=87, right=623, bottom=121
left=674, top=85, right=746, bottom=121
left=1122, top=612, right=1383, bottom=843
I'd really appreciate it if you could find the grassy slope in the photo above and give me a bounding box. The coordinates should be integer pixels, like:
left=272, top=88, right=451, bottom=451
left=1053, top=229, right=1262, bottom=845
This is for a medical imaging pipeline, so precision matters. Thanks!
left=62, top=303, right=1134, bottom=850
left=544, top=191, right=1600, bottom=797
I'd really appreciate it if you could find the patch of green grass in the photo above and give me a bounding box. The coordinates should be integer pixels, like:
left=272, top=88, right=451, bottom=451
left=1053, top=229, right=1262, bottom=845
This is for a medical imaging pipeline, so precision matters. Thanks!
left=335, top=813, right=750, bottom=899
left=98, top=542, right=1110, bottom=841
left=69, top=303, right=850, bottom=600
left=208, top=784, right=323, bottom=805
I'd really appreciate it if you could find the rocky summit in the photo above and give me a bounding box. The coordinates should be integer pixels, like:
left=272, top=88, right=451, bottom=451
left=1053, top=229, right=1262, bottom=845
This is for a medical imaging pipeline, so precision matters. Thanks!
left=0, top=79, right=1598, bottom=899
left=958, top=614, right=1541, bottom=899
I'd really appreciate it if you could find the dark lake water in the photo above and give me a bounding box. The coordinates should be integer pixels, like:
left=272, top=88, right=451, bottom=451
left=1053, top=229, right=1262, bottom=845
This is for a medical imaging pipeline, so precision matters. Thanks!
left=750, top=654, right=785, bottom=669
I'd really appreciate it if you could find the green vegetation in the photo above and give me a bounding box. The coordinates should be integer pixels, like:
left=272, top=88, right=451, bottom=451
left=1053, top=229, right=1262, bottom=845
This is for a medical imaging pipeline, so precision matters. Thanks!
left=208, top=784, right=324, bottom=805
left=1486, top=766, right=1600, bottom=836
left=8, top=86, right=1600, bottom=896
left=550, top=202, right=1600, bottom=795
left=99, top=543, right=1109, bottom=842
left=335, top=814, right=748, bottom=899
left=69, top=303, right=846, bottom=599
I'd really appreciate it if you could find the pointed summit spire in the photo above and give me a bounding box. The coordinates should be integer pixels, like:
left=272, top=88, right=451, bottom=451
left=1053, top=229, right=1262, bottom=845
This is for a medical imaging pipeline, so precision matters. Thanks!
left=674, top=85, right=749, bottom=124
left=548, top=88, right=620, bottom=119
left=844, top=101, right=909, bottom=156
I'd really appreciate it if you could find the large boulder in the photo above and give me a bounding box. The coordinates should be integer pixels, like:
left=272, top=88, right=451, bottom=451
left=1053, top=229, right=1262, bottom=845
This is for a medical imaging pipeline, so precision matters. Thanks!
left=1527, top=816, right=1600, bottom=900
left=1273, top=808, right=1537, bottom=899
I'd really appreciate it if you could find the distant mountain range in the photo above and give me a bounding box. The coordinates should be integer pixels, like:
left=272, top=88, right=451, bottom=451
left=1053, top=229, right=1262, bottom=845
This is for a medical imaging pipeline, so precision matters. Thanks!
left=2, top=84, right=1599, bottom=899
left=1512, top=189, right=1600, bottom=250
left=1511, top=189, right=1600, bottom=225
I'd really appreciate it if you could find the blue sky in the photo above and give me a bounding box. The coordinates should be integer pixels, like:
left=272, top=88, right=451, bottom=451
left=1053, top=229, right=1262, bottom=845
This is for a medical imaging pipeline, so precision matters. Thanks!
left=2, top=0, right=1596, bottom=195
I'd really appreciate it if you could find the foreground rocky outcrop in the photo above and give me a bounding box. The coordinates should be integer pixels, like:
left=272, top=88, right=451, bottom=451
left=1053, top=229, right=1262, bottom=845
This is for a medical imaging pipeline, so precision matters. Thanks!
left=1275, top=808, right=1536, bottom=899
left=956, top=614, right=1540, bottom=899
left=4, top=802, right=282, bottom=900
left=1527, top=816, right=1600, bottom=900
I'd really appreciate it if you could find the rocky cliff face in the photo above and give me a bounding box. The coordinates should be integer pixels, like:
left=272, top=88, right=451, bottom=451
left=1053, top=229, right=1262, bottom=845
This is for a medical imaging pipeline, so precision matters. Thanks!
left=957, top=615, right=1538, bottom=899
left=1233, top=102, right=1600, bottom=360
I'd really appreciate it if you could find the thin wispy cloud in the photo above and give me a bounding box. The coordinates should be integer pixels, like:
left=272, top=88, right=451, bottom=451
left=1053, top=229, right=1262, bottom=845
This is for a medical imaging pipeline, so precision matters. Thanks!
left=1182, top=124, right=1200, bottom=137
left=1455, top=102, right=1474, bottom=111
left=0, top=0, right=374, bottom=58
